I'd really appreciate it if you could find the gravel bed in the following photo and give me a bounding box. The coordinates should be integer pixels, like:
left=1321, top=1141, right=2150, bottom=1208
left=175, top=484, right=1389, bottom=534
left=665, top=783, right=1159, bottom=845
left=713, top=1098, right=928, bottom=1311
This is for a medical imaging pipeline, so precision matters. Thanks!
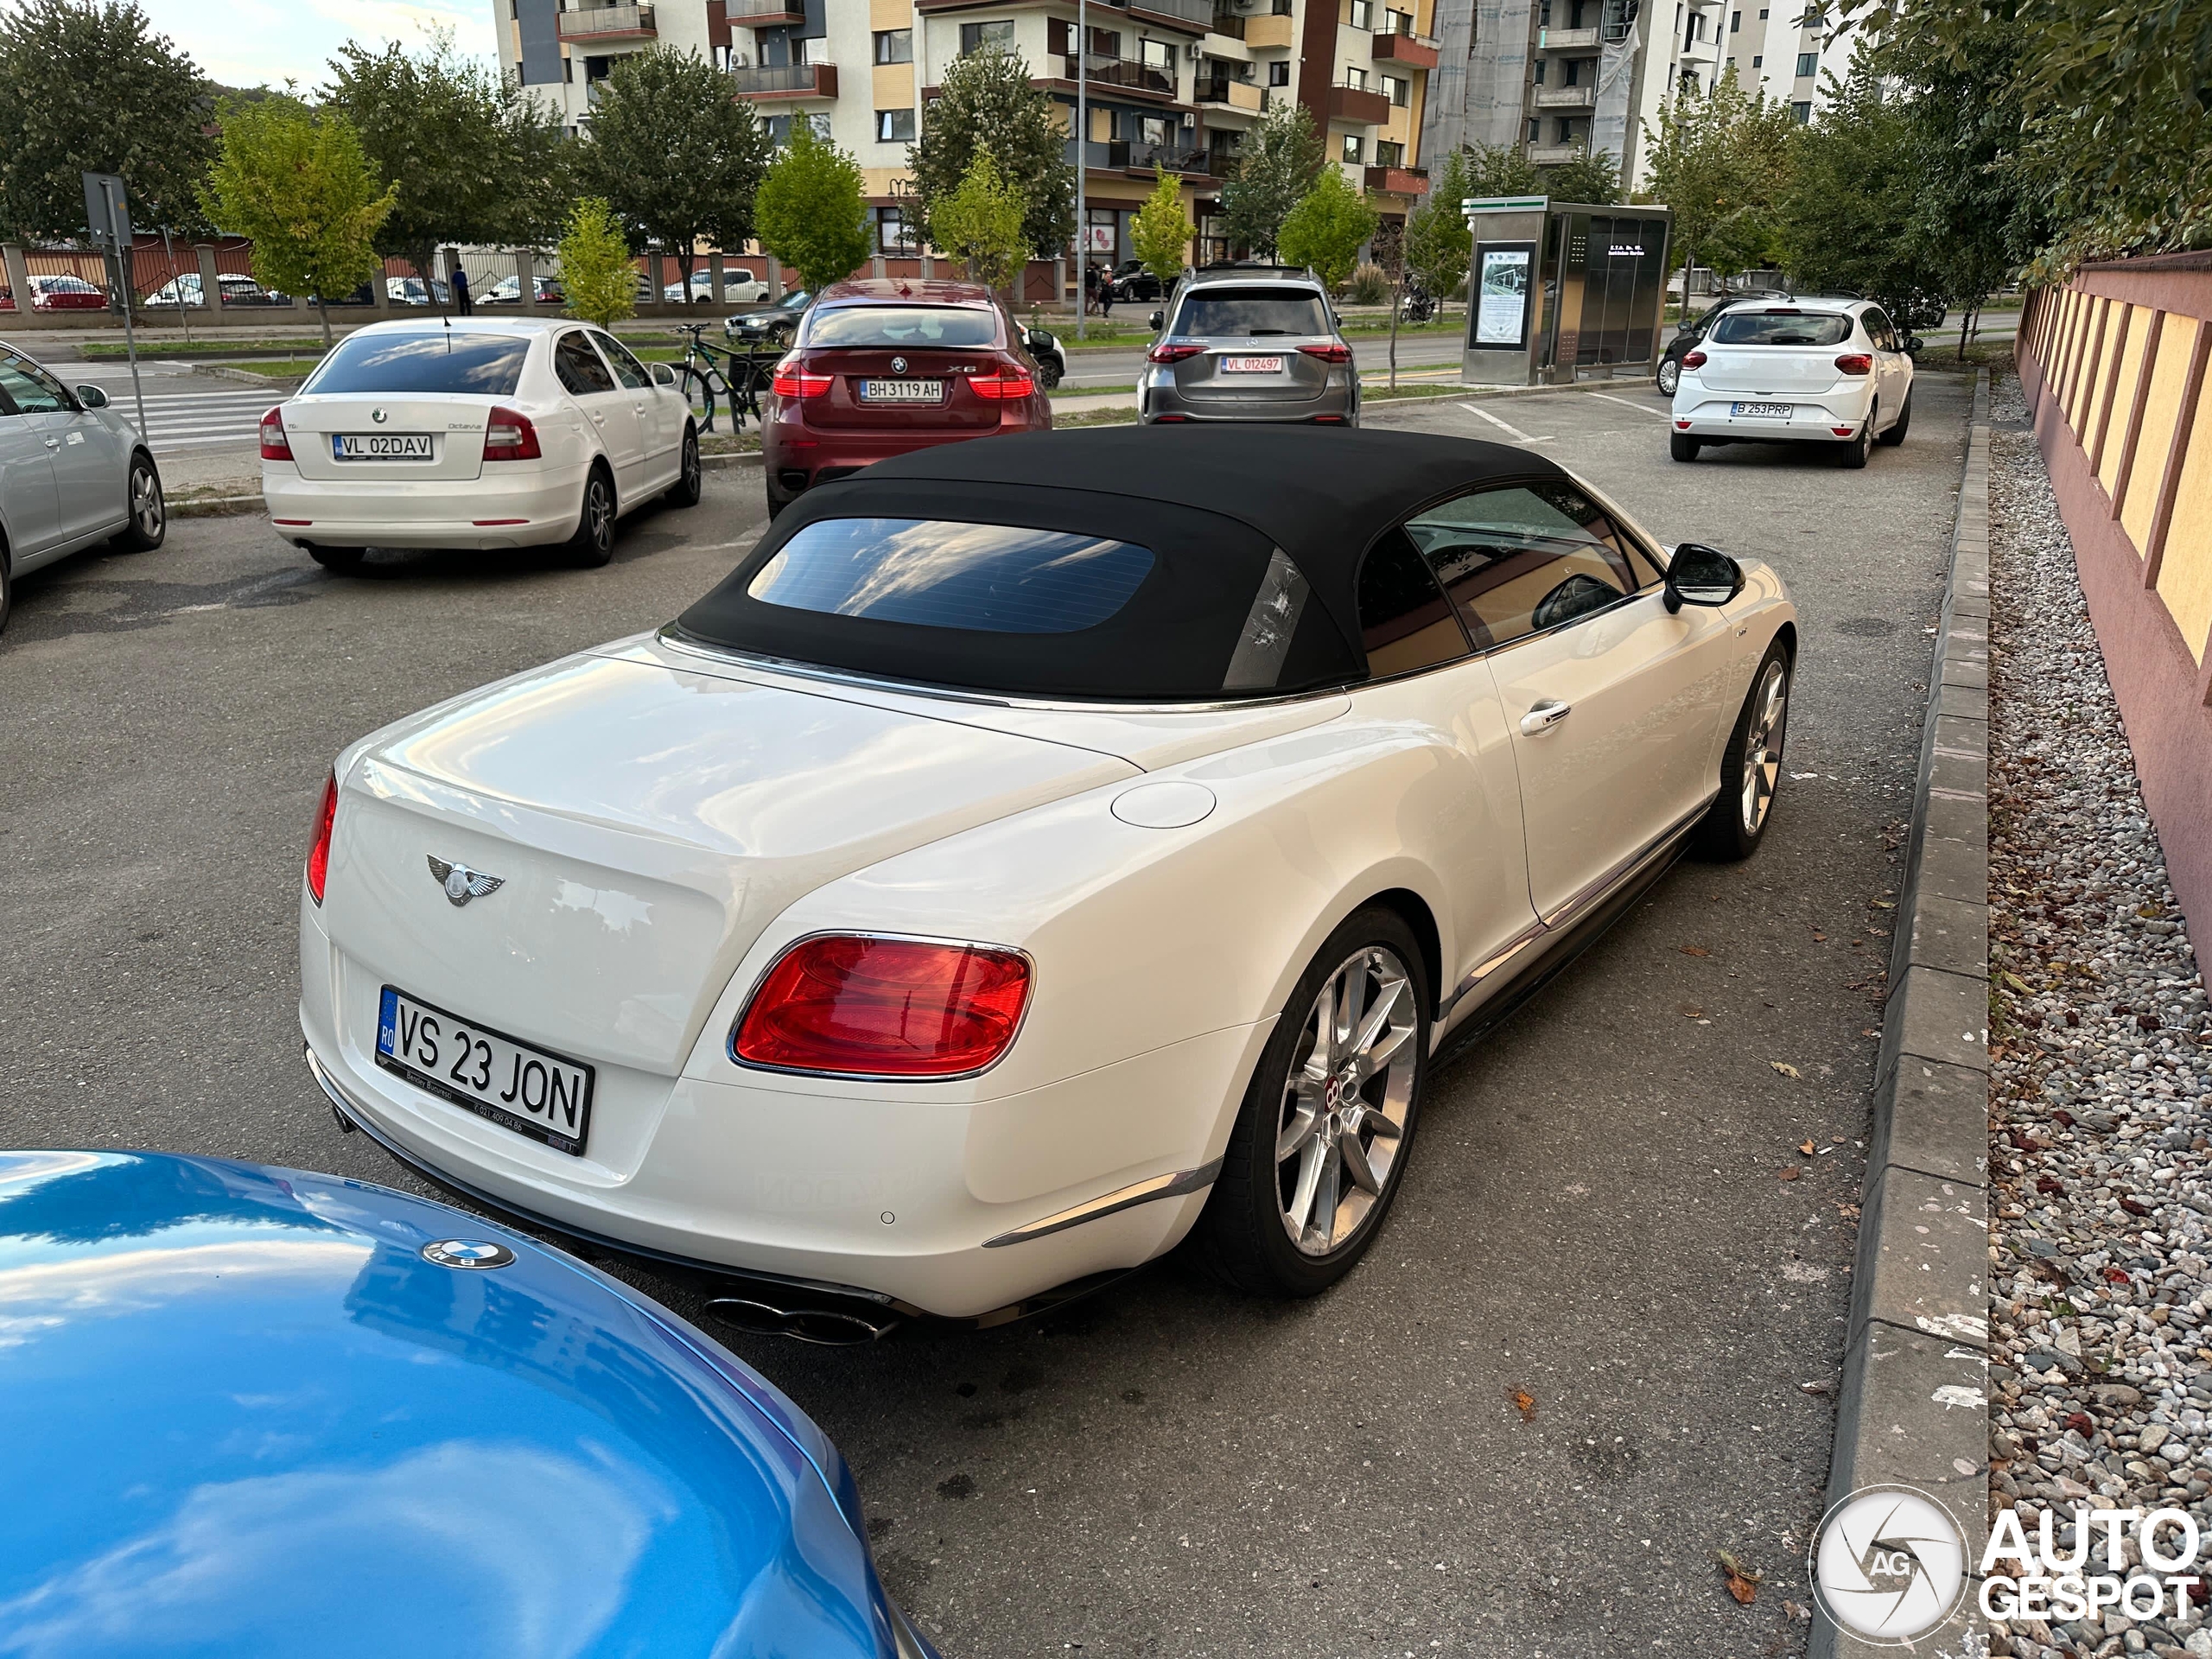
left=1984, top=372, right=2212, bottom=1659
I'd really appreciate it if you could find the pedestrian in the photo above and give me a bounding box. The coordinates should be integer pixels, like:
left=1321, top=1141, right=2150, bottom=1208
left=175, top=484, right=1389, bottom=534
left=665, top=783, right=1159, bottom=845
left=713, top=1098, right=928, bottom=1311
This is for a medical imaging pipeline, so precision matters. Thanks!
left=1098, top=270, right=1115, bottom=320
left=1083, top=262, right=1098, bottom=317
left=453, top=266, right=473, bottom=316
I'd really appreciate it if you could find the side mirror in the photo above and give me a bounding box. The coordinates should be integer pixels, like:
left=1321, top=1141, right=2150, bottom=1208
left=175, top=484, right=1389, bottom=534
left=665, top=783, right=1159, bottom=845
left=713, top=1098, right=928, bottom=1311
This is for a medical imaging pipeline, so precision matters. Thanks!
left=1147, top=309, right=1164, bottom=331
left=651, top=362, right=677, bottom=388
left=1664, top=543, right=1744, bottom=612
left=1904, top=335, right=1924, bottom=354
left=74, top=385, right=109, bottom=408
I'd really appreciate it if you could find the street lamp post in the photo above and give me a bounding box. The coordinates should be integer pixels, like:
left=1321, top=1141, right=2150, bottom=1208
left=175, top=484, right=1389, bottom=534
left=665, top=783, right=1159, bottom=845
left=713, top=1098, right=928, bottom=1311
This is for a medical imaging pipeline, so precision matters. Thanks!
left=1076, top=0, right=1087, bottom=340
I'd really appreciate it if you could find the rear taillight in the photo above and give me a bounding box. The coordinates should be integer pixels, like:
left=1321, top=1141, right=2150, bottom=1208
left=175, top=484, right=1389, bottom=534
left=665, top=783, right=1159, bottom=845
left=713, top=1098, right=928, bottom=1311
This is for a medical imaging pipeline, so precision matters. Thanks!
left=733, top=935, right=1031, bottom=1077
left=1681, top=350, right=1707, bottom=370
left=259, top=406, right=291, bottom=461
left=1147, top=342, right=1201, bottom=364
left=771, top=356, right=832, bottom=398
left=1834, top=353, right=1872, bottom=375
left=1298, top=341, right=1352, bottom=364
left=306, top=771, right=337, bottom=906
left=483, top=405, right=542, bottom=461
left=968, top=365, right=1034, bottom=400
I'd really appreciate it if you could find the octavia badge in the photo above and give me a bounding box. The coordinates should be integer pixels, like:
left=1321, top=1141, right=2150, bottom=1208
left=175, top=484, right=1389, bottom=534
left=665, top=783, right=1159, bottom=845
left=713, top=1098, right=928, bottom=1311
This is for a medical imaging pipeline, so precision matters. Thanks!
left=427, top=855, right=504, bottom=907
left=891, top=356, right=907, bottom=375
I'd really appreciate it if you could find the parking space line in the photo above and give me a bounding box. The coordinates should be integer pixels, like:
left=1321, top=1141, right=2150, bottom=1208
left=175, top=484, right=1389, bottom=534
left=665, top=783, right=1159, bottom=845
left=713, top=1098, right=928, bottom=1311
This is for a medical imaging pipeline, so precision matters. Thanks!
left=1584, top=391, right=1669, bottom=417
left=1459, top=403, right=1541, bottom=442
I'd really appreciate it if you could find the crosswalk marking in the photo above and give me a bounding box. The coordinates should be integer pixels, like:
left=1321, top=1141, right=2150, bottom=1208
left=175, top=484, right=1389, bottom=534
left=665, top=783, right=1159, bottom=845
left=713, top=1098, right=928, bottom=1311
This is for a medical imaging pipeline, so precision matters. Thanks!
left=111, top=388, right=274, bottom=456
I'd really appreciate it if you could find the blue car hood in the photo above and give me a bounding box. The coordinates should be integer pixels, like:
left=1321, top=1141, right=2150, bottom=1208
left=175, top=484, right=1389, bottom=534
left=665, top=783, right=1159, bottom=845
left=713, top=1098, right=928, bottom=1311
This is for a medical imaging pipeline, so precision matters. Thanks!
left=0, top=1150, right=899, bottom=1659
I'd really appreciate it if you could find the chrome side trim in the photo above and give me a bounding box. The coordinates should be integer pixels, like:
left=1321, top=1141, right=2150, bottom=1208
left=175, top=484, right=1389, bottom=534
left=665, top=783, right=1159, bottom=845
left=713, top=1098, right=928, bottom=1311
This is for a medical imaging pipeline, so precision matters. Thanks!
left=981, top=1158, right=1224, bottom=1249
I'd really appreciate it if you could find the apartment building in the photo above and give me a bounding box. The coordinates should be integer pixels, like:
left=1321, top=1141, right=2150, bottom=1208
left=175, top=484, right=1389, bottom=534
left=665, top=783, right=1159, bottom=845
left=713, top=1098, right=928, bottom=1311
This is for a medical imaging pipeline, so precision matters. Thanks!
left=1420, top=0, right=1859, bottom=190
left=495, top=0, right=1440, bottom=274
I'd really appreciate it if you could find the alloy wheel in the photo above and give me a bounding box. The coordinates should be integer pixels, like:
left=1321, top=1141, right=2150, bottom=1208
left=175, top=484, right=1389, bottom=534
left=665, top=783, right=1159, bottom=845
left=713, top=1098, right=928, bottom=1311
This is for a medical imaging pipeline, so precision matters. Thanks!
left=1740, top=658, right=1789, bottom=834
left=1657, top=359, right=1680, bottom=396
left=586, top=477, right=612, bottom=553
left=131, top=463, right=164, bottom=540
left=683, top=435, right=700, bottom=495
left=1274, top=945, right=1419, bottom=1257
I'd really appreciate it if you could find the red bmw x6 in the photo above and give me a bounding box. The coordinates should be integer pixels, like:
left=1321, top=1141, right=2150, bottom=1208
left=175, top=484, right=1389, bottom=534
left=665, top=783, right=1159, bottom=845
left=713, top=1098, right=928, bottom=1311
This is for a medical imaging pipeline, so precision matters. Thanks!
left=762, top=278, right=1052, bottom=518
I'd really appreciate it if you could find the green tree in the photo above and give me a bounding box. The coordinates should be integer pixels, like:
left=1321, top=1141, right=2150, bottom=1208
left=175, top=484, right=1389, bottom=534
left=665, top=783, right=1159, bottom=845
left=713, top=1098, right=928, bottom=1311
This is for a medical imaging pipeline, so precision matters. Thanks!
left=1461, top=140, right=1541, bottom=199
left=1642, top=66, right=1794, bottom=319
left=931, top=148, right=1029, bottom=294
left=200, top=95, right=393, bottom=347
left=1129, top=167, right=1191, bottom=288
left=907, top=45, right=1073, bottom=257
left=557, top=196, right=636, bottom=330
left=322, top=30, right=565, bottom=297
left=1402, top=148, right=1473, bottom=306
left=582, top=46, right=772, bottom=300
left=0, top=0, right=214, bottom=239
left=1541, top=148, right=1622, bottom=205
left=1277, top=167, right=1379, bottom=291
left=1217, top=100, right=1325, bottom=257
left=753, top=121, right=872, bottom=293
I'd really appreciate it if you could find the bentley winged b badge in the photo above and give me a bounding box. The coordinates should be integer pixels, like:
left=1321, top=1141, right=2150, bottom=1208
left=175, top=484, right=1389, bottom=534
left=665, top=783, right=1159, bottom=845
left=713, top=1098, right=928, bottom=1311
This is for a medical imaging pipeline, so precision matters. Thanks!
left=427, top=856, right=505, bottom=907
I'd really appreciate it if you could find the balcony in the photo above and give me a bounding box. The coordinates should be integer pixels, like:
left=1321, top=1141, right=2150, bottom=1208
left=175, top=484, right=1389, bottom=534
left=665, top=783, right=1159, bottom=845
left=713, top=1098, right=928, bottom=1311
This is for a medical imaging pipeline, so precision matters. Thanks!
left=1527, top=143, right=1585, bottom=163
left=1536, top=25, right=1600, bottom=47
left=731, top=60, right=837, bottom=99
left=1363, top=162, right=1429, bottom=195
left=1195, top=74, right=1264, bottom=111
left=557, top=3, right=656, bottom=41
left=1327, top=81, right=1391, bottom=124
left=1243, top=12, right=1295, bottom=48
left=1533, top=84, right=1596, bottom=106
left=1108, top=139, right=1213, bottom=175
left=1209, top=8, right=1245, bottom=37
left=1125, top=0, right=1217, bottom=31
left=1060, top=52, right=1179, bottom=99
left=726, top=0, right=805, bottom=20
left=1371, top=30, right=1439, bottom=68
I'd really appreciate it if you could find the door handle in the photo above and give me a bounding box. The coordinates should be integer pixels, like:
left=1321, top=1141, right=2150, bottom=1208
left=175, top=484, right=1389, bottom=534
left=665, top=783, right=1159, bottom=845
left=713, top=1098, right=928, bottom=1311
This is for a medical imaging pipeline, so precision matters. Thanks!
left=591, top=412, right=606, bottom=424
left=1520, top=699, right=1572, bottom=734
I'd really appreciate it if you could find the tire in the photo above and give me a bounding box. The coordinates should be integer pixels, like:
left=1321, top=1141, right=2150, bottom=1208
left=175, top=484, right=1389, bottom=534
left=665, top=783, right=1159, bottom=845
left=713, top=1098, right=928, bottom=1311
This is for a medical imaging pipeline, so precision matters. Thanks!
left=1190, top=906, right=1431, bottom=1297
left=566, top=464, right=616, bottom=567
left=305, top=544, right=366, bottom=574
left=668, top=425, right=702, bottom=508
left=1669, top=432, right=1701, bottom=462
left=0, top=544, right=12, bottom=639
left=114, top=452, right=166, bottom=551
left=1036, top=355, right=1064, bottom=391
left=1878, top=387, right=1911, bottom=446
left=1656, top=358, right=1681, bottom=397
left=1692, top=642, right=1791, bottom=861
left=1840, top=409, right=1874, bottom=469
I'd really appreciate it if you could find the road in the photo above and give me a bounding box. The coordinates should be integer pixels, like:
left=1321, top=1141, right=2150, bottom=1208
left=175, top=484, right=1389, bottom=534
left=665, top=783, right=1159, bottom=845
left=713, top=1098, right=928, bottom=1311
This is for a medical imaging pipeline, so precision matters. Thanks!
left=0, top=380, right=1970, bottom=1656
left=22, top=346, right=270, bottom=461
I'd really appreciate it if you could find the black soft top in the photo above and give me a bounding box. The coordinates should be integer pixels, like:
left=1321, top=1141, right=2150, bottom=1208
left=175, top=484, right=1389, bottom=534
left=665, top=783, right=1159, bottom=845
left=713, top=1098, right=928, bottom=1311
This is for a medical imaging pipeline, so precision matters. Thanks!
left=675, top=427, right=1558, bottom=702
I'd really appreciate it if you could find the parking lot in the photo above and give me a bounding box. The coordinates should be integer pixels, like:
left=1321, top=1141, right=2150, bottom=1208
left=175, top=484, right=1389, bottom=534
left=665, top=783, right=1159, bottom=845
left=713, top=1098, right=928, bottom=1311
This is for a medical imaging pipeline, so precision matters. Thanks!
left=0, top=377, right=1971, bottom=1656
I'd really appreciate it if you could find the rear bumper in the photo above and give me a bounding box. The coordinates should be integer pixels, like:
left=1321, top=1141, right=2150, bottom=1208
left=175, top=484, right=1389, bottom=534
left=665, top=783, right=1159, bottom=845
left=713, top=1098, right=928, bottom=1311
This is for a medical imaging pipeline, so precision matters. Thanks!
left=1669, top=383, right=1872, bottom=442
left=762, top=419, right=1034, bottom=497
left=1140, top=376, right=1357, bottom=425
left=263, top=461, right=588, bottom=549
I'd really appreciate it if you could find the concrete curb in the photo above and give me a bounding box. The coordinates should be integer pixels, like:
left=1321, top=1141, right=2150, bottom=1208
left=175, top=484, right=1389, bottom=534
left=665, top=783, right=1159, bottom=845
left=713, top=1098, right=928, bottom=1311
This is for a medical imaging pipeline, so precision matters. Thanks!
left=1809, top=369, right=1993, bottom=1659
left=166, top=448, right=762, bottom=520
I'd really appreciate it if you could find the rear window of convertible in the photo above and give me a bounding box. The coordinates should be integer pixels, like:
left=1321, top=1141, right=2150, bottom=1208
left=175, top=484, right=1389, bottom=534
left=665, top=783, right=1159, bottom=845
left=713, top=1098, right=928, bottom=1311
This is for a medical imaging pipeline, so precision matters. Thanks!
left=1708, top=310, right=1853, bottom=346
left=675, top=486, right=1358, bottom=701
left=302, top=332, right=531, bottom=396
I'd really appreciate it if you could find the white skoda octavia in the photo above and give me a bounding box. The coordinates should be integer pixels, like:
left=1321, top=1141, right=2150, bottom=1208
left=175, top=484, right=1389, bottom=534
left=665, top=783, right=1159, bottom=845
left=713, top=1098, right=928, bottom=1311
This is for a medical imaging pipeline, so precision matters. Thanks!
left=300, top=428, right=1798, bottom=1334
left=261, top=317, right=700, bottom=572
left=1669, top=296, right=1917, bottom=468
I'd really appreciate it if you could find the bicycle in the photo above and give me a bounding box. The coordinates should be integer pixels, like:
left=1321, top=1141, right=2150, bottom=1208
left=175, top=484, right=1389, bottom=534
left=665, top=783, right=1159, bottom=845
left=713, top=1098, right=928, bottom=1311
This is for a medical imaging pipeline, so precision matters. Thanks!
left=671, top=323, right=778, bottom=435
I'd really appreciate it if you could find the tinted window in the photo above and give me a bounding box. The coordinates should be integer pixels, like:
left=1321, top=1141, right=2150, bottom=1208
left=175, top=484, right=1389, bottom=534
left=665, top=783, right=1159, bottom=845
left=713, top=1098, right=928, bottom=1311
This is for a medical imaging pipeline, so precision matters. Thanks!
left=1357, top=532, right=1468, bottom=677
left=1709, top=309, right=1853, bottom=346
left=1173, top=287, right=1332, bottom=338
left=1863, top=308, right=1895, bottom=351
left=1404, top=484, right=1639, bottom=649
left=553, top=331, right=617, bottom=395
left=591, top=329, right=652, bottom=390
left=804, top=307, right=999, bottom=348
left=747, top=518, right=1156, bottom=634
left=305, top=332, right=530, bottom=396
left=0, top=352, right=68, bottom=413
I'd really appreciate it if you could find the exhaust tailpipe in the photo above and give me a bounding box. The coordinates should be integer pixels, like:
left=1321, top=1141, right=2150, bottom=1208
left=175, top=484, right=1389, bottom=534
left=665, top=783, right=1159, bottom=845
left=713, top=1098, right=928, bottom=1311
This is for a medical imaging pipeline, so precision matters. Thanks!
left=703, top=1295, right=900, bottom=1345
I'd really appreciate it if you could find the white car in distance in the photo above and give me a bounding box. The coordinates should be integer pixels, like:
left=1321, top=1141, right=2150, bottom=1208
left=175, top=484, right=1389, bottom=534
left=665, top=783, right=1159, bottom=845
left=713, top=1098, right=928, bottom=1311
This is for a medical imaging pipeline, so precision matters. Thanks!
left=261, top=318, right=701, bottom=572
left=1669, top=296, right=1916, bottom=467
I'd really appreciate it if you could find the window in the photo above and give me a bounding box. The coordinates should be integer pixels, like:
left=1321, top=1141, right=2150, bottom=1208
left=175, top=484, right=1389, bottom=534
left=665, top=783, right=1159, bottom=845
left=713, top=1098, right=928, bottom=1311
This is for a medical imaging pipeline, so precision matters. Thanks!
left=1527, top=117, right=1541, bottom=141
left=1141, top=36, right=1173, bottom=68
left=873, top=29, right=912, bottom=64
left=804, top=307, right=1000, bottom=348
left=1795, top=49, right=1817, bottom=74
left=1350, top=0, right=1375, bottom=27
left=1561, top=56, right=1579, bottom=84
left=0, top=349, right=67, bottom=413
left=1384, top=73, right=1409, bottom=105
left=1751, top=53, right=1762, bottom=64
left=1268, top=58, right=1290, bottom=85
left=1342, top=133, right=1364, bottom=162
left=1376, top=138, right=1404, bottom=167
left=591, top=329, right=652, bottom=391
left=1345, top=66, right=1369, bottom=88
left=959, top=19, right=1014, bottom=54
left=305, top=332, right=533, bottom=397
left=1532, top=58, right=1546, bottom=83
left=1172, top=287, right=1332, bottom=337
left=551, top=331, right=619, bottom=396
left=1140, top=114, right=1172, bottom=148
left=806, top=111, right=833, bottom=139
left=1791, top=99, right=1811, bottom=121
left=1710, top=308, right=1853, bottom=346
left=1731, top=8, right=1741, bottom=26
left=1384, top=8, right=1415, bottom=34
left=1555, top=116, right=1579, bottom=142
left=1402, top=484, right=1644, bottom=650
left=1862, top=308, right=1896, bottom=351
left=1357, top=535, right=1469, bottom=677
left=876, top=107, right=916, bottom=142
left=875, top=206, right=915, bottom=253
left=749, top=519, right=1156, bottom=634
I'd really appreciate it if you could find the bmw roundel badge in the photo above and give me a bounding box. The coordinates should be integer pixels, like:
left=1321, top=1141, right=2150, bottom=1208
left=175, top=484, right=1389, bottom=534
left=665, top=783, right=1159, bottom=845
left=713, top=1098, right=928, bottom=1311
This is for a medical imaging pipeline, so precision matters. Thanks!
left=422, top=1239, right=516, bottom=1270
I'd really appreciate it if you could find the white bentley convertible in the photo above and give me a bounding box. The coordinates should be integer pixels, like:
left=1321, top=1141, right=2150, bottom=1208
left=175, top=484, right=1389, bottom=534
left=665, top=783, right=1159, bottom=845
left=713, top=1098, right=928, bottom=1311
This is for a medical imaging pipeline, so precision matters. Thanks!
left=302, top=428, right=1797, bottom=1337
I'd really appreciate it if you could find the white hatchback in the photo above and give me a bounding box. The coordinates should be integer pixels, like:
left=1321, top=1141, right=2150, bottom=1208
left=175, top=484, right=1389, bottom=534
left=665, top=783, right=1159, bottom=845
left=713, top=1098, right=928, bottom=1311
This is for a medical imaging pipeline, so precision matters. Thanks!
left=1669, top=297, right=1916, bottom=468
left=262, top=318, right=700, bottom=572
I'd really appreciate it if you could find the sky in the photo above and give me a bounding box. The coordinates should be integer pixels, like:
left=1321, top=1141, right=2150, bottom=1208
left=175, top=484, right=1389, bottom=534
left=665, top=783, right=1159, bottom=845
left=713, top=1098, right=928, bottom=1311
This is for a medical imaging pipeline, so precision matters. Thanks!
left=127, top=0, right=499, bottom=92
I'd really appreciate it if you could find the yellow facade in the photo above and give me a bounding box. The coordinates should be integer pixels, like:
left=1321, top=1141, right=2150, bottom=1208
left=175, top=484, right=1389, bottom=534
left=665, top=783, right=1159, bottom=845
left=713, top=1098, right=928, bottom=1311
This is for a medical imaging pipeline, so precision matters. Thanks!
left=2121, top=315, right=2199, bottom=556
left=2155, top=367, right=2212, bottom=664
left=2097, top=306, right=2150, bottom=489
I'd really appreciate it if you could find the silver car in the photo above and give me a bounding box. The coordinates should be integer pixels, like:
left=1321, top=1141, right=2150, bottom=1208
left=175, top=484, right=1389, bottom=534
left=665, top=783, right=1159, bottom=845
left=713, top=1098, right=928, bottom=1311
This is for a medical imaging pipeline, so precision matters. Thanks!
left=1140, top=267, right=1359, bottom=426
left=0, top=340, right=165, bottom=637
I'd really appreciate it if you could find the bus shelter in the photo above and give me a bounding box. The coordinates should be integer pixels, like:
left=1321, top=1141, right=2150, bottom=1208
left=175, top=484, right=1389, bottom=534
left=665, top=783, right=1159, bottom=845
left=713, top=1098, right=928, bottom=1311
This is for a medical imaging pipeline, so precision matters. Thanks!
left=1459, top=197, right=1674, bottom=386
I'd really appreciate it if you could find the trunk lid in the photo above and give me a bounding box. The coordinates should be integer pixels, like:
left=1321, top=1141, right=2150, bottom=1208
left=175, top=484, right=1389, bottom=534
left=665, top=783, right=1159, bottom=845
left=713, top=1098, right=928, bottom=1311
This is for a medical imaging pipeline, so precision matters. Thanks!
left=324, top=653, right=1138, bottom=1077
left=797, top=347, right=1003, bottom=432
left=283, top=394, right=492, bottom=482
left=1696, top=346, right=1849, bottom=396
left=1174, top=340, right=1335, bottom=405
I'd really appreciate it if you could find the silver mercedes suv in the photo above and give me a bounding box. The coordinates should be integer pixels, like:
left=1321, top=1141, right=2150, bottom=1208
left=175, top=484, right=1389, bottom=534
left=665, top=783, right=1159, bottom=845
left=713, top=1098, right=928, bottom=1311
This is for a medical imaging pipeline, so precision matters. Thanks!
left=1140, top=266, right=1358, bottom=426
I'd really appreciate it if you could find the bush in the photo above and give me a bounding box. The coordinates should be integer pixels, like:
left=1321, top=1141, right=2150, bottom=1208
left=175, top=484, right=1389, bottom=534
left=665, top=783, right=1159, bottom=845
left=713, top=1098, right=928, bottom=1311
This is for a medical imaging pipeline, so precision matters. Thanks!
left=1344, top=261, right=1390, bottom=306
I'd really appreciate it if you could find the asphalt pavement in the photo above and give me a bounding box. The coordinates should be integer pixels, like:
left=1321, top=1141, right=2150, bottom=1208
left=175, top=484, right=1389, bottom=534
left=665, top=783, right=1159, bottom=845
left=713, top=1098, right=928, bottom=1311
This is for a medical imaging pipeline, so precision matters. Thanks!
left=0, top=375, right=1971, bottom=1657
